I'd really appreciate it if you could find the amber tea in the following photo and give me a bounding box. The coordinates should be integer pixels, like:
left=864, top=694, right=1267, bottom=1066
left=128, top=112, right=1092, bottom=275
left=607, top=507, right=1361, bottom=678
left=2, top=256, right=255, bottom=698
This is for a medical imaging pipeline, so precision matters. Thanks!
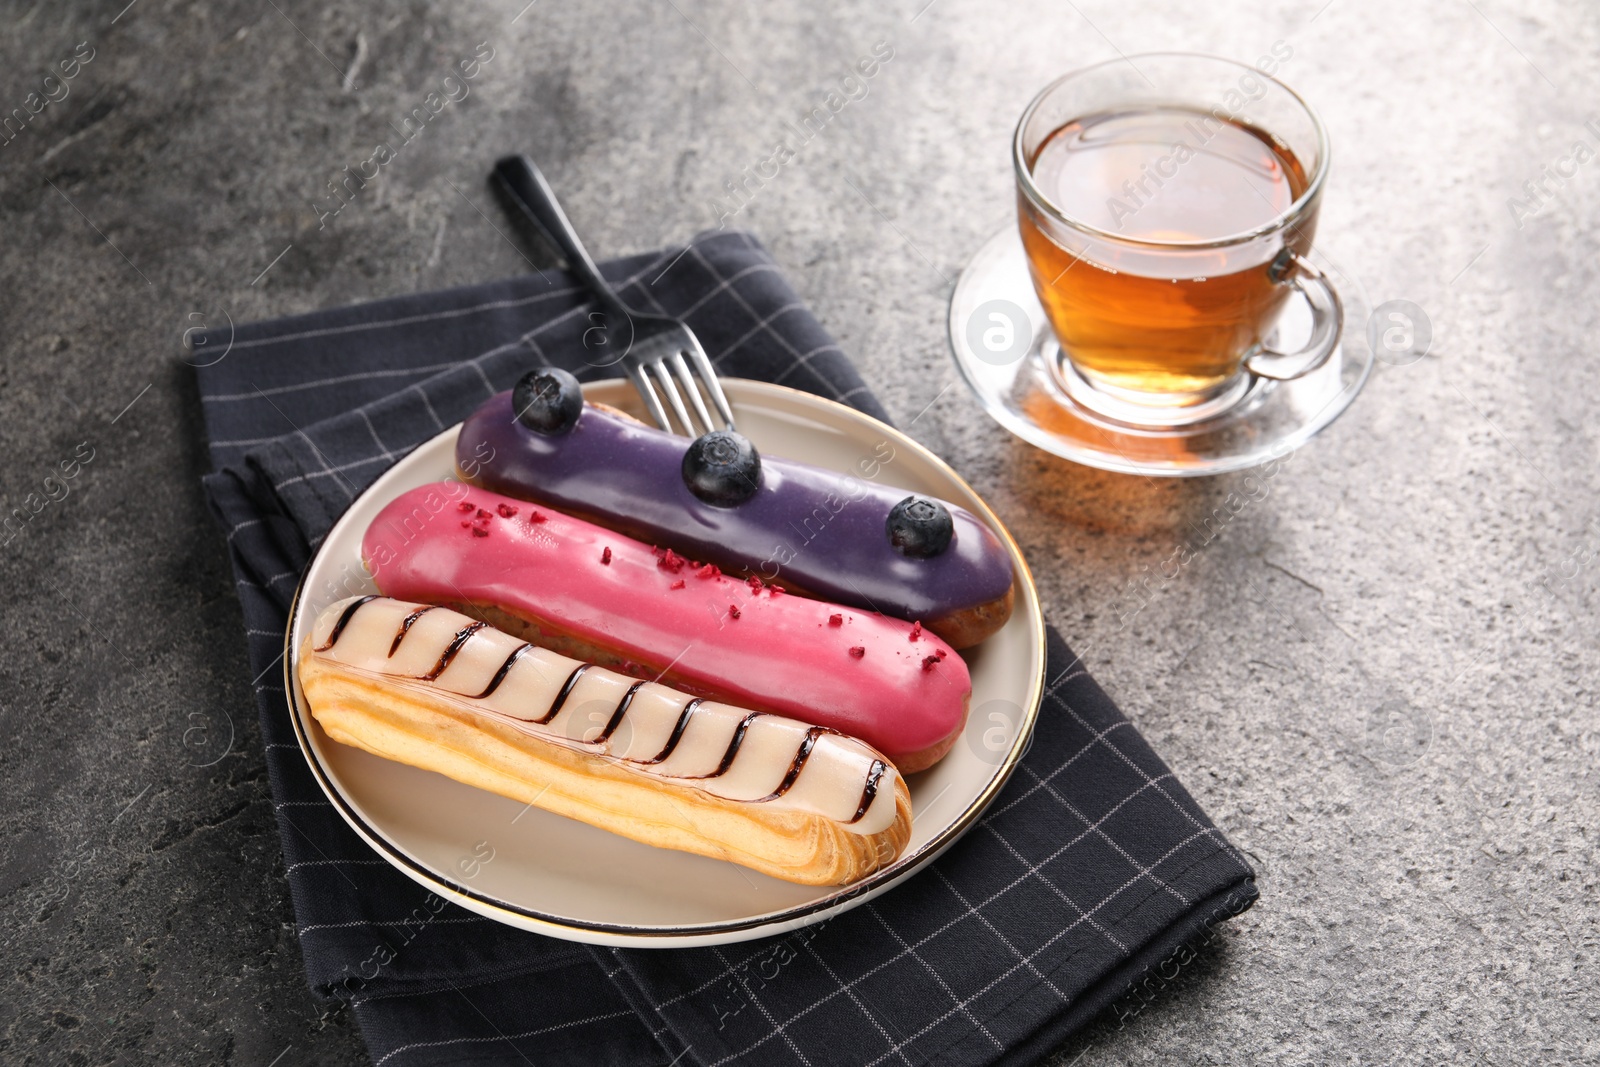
left=1019, top=106, right=1315, bottom=399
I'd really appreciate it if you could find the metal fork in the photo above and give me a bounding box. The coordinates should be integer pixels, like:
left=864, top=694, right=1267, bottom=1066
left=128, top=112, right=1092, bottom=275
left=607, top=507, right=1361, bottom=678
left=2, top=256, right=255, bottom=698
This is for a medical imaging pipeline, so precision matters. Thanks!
left=493, top=155, right=736, bottom=436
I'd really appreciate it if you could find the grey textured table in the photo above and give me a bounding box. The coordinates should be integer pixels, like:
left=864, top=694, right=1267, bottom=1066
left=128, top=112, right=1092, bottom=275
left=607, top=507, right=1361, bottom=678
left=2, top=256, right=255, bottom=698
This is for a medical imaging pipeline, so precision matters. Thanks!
left=2, top=1, right=1596, bottom=1064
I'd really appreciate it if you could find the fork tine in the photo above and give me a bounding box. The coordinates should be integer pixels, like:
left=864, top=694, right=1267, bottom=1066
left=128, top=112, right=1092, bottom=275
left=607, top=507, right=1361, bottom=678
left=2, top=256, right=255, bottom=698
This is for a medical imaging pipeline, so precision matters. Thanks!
left=682, top=336, right=737, bottom=431
left=667, top=352, right=716, bottom=436
left=625, top=362, right=673, bottom=432
left=647, top=359, right=696, bottom=436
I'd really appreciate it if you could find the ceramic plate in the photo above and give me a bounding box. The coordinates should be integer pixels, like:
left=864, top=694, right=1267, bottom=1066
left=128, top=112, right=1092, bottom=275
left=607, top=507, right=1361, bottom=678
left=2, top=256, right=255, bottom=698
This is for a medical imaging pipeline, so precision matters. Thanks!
left=285, top=379, right=1045, bottom=947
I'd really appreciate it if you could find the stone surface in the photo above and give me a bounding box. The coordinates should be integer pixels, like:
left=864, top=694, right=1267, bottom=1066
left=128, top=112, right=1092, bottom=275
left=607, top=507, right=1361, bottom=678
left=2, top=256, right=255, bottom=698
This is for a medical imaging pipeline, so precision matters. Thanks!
left=1, top=0, right=1596, bottom=1064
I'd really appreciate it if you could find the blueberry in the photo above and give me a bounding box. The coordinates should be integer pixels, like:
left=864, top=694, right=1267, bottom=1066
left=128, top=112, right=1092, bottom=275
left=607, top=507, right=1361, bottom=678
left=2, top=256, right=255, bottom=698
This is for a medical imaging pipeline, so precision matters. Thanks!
left=512, top=367, right=583, bottom=435
left=682, top=431, right=761, bottom=507
left=886, top=496, right=954, bottom=558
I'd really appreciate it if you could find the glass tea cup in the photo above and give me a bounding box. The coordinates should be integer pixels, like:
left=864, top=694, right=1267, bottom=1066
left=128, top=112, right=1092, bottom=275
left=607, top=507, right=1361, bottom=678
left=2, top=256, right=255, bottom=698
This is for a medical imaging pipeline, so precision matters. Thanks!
left=1014, top=53, right=1340, bottom=424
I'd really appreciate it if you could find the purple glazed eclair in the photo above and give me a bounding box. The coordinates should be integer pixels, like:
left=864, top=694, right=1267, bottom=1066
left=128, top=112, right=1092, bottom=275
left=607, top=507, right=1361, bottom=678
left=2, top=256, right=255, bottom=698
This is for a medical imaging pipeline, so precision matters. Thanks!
left=454, top=372, right=1015, bottom=648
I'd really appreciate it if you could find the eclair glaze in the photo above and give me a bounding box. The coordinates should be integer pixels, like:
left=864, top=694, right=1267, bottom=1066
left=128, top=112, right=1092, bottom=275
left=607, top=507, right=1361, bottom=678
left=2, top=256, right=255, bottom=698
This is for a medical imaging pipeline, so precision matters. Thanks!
left=454, top=394, right=1015, bottom=634
left=304, top=596, right=902, bottom=835
left=362, top=483, right=971, bottom=767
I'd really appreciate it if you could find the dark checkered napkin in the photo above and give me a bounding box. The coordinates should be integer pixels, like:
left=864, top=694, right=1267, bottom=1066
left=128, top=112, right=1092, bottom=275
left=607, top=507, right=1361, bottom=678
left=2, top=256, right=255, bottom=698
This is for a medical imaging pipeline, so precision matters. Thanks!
left=197, top=229, right=1255, bottom=1067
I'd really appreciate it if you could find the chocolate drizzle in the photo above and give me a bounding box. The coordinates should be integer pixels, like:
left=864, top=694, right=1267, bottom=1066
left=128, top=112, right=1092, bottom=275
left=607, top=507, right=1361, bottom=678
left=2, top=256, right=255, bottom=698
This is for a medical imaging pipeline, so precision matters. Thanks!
left=314, top=595, right=378, bottom=651
left=390, top=605, right=439, bottom=656
left=755, top=726, right=824, bottom=802
left=679, top=711, right=762, bottom=781
left=850, top=760, right=887, bottom=823
left=537, top=663, right=591, bottom=725
left=418, top=621, right=487, bottom=681
left=469, top=643, right=532, bottom=700
left=596, top=681, right=645, bottom=743
left=633, top=698, right=701, bottom=765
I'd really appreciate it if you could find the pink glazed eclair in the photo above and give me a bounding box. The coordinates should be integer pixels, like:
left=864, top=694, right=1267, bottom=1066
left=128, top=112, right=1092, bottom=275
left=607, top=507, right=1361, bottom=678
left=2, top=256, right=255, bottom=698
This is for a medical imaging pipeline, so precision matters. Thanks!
left=362, top=483, right=971, bottom=772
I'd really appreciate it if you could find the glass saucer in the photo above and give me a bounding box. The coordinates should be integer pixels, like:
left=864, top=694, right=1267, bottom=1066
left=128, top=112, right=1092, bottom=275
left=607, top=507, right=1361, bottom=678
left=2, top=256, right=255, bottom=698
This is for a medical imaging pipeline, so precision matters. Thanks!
left=946, top=226, right=1374, bottom=477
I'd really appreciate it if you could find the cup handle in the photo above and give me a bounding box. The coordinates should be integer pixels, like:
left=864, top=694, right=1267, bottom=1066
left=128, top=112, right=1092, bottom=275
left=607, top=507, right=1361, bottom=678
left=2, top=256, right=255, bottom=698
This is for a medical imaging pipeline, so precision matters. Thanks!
left=1245, top=253, right=1344, bottom=382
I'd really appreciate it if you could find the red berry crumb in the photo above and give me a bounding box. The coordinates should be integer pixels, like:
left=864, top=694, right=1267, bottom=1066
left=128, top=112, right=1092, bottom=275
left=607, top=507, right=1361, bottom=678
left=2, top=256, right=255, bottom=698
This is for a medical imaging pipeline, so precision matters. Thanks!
left=746, top=575, right=763, bottom=594
left=471, top=527, right=489, bottom=538
left=696, top=563, right=722, bottom=579
left=769, top=585, right=785, bottom=596
left=670, top=579, right=685, bottom=590
left=601, top=547, right=612, bottom=565
left=456, top=501, right=474, bottom=513
left=477, top=508, right=493, bottom=520
left=529, top=510, right=547, bottom=524
left=828, top=614, right=843, bottom=627
left=656, top=548, right=687, bottom=573
left=922, top=654, right=943, bottom=671
left=728, top=604, right=741, bottom=619
left=460, top=520, right=472, bottom=528
left=497, top=503, right=518, bottom=518
left=908, top=621, right=922, bottom=642
left=848, top=646, right=866, bottom=659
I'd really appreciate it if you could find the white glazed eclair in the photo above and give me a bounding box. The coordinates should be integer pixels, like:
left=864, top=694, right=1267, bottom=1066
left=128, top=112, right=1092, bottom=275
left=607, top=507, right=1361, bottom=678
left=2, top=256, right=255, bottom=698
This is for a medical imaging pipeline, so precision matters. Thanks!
left=296, top=596, right=913, bottom=885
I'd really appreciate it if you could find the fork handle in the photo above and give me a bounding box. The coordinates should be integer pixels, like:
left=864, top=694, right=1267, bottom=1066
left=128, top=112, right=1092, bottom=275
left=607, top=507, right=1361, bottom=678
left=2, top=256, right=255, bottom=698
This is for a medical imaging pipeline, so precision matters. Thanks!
left=494, top=154, right=634, bottom=324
